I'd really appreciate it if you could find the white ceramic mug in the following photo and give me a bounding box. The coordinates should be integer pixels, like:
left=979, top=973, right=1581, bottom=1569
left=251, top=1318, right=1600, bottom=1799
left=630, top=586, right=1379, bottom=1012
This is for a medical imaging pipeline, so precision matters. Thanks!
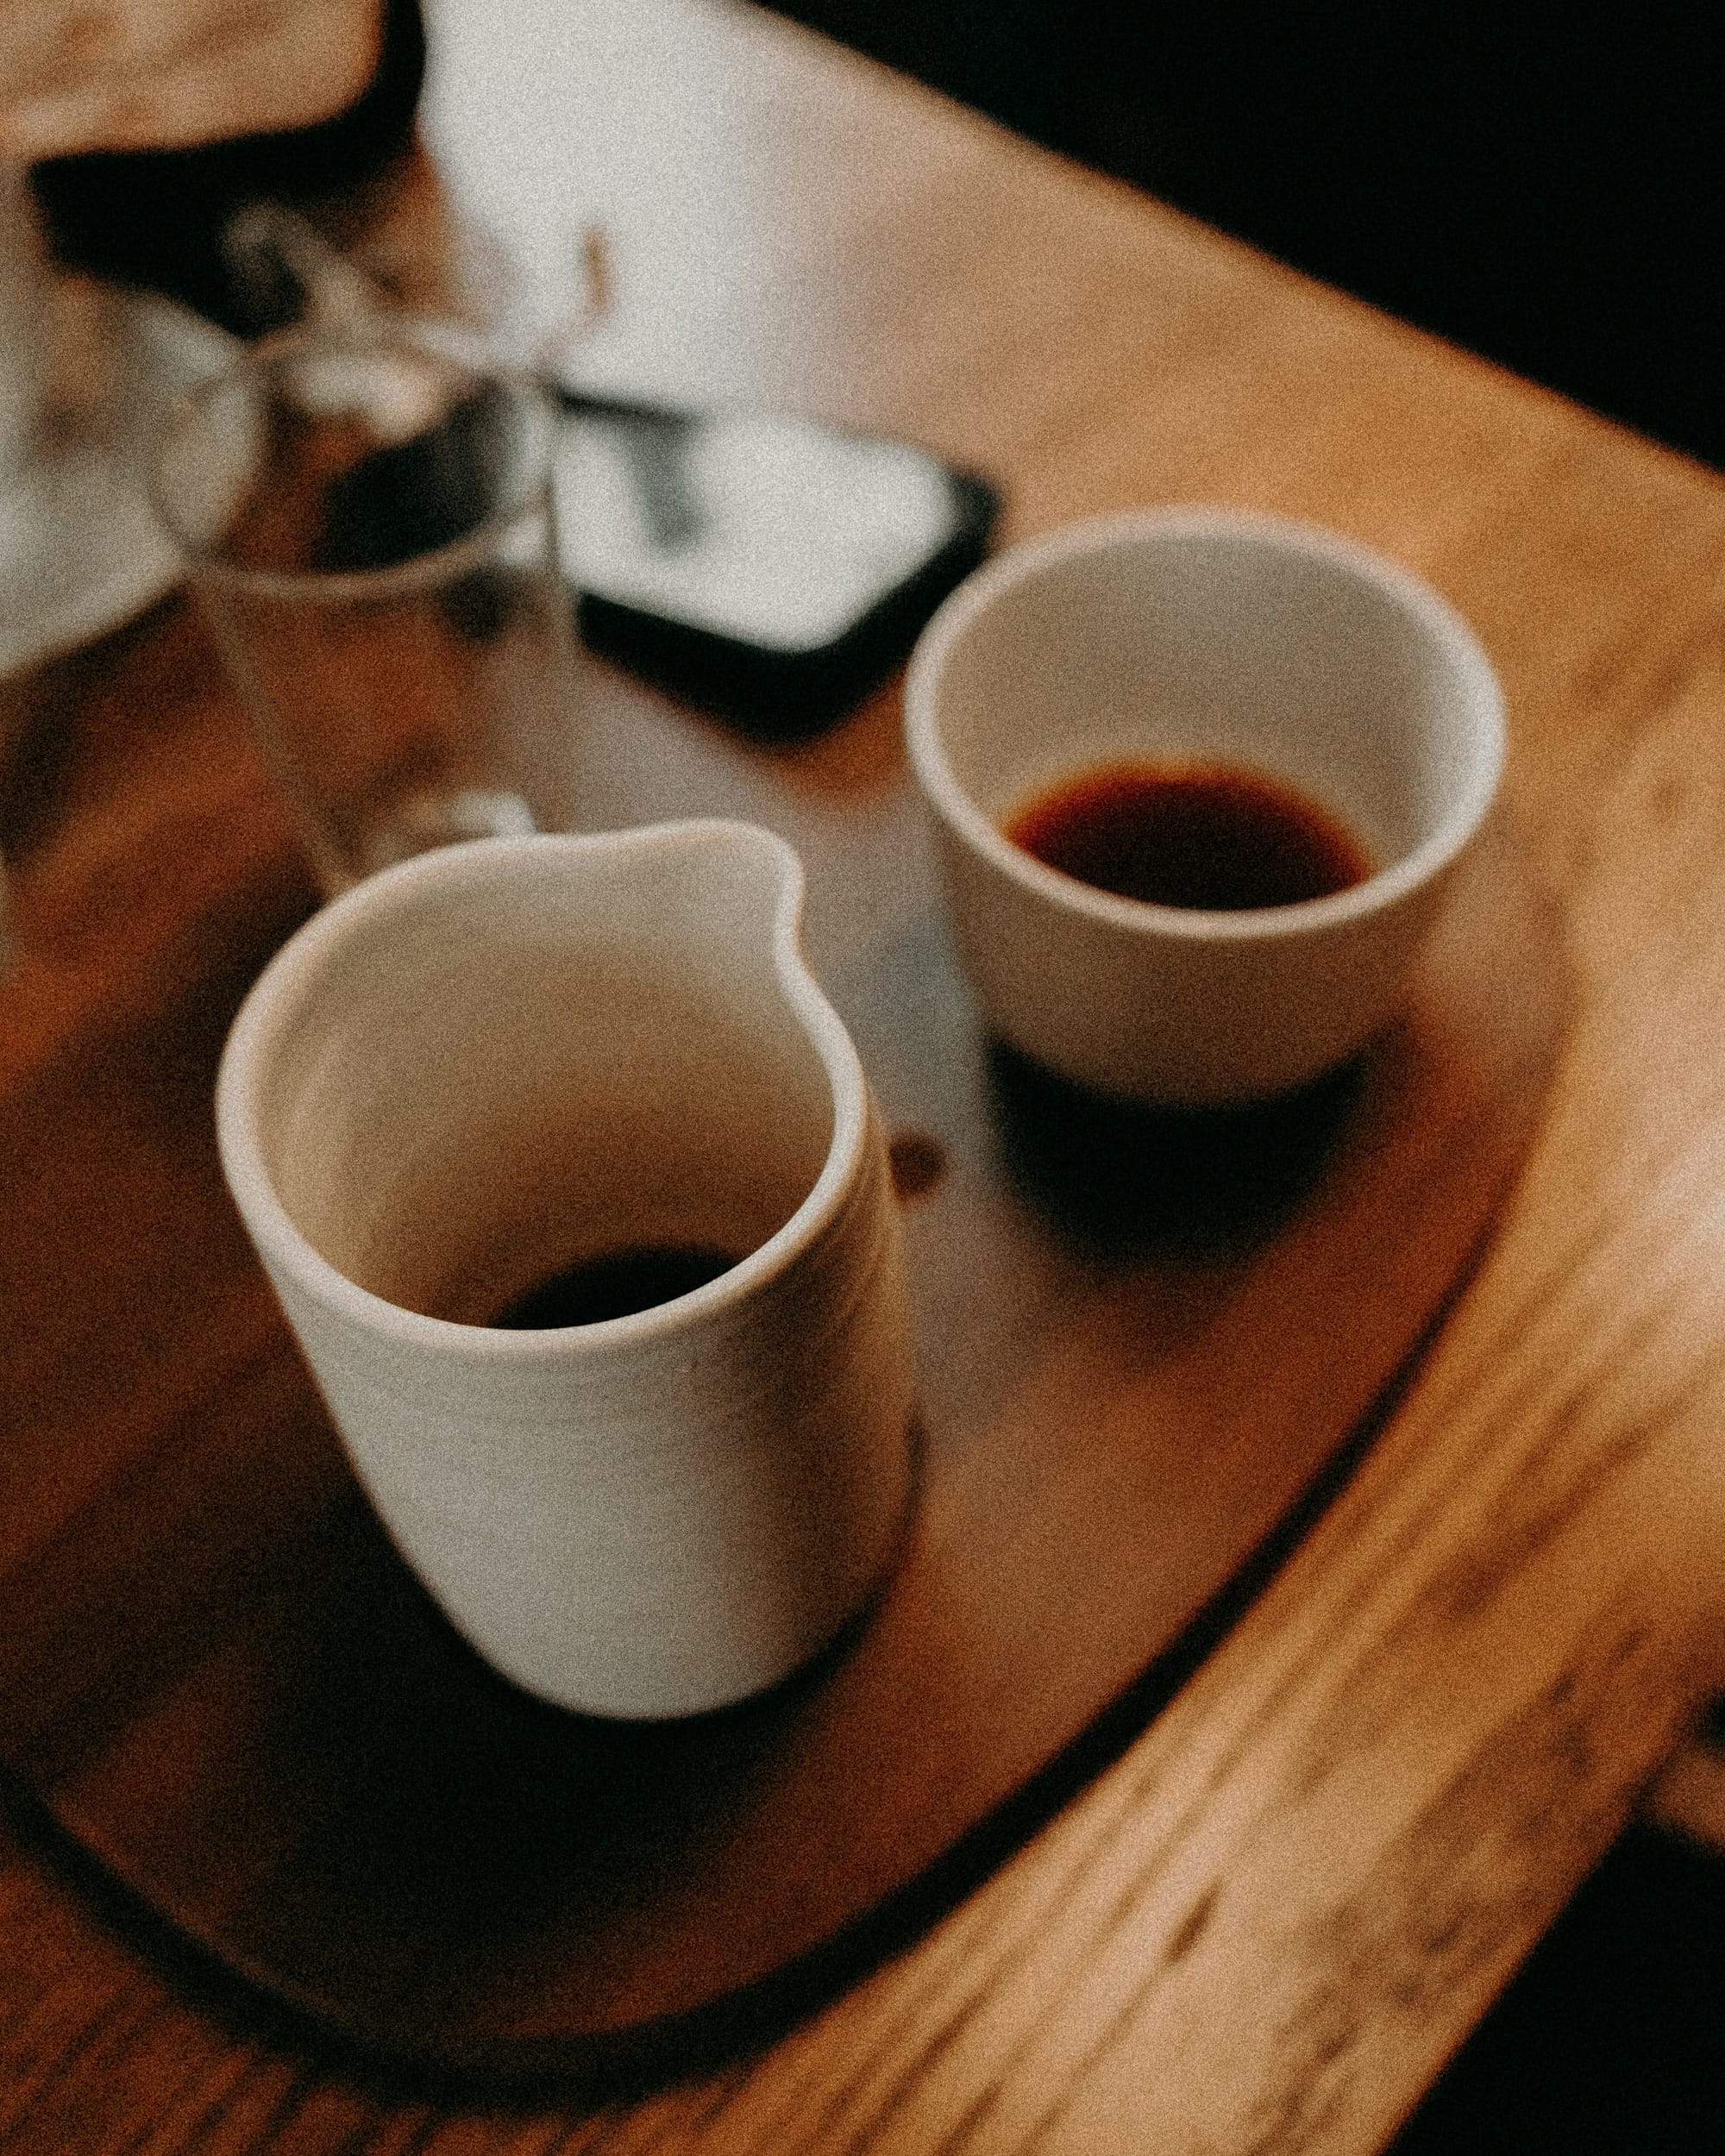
left=216, top=823, right=915, bottom=1718
left=905, top=506, right=1506, bottom=1106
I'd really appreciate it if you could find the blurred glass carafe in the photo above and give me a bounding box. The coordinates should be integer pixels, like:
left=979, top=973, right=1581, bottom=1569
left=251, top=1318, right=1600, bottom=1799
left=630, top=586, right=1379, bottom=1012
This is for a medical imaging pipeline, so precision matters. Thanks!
left=148, top=315, right=584, bottom=896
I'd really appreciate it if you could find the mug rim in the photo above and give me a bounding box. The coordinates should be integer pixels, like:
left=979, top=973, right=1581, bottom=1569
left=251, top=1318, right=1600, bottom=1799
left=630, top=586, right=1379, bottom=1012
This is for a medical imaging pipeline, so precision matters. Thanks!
left=903, top=504, right=1506, bottom=945
left=146, top=314, right=561, bottom=605
left=215, top=822, right=872, bottom=1352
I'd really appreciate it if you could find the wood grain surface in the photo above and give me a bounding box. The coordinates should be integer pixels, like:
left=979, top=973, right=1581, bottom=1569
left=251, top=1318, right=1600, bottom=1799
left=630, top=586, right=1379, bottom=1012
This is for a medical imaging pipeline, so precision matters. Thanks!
left=0, top=551, right=1562, bottom=2080
left=3, top=0, right=1725, bottom=2149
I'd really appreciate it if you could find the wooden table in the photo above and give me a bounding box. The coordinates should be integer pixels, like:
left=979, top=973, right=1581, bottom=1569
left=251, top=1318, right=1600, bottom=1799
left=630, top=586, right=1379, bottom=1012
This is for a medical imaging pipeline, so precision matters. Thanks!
left=5, top=0, right=1725, bottom=2147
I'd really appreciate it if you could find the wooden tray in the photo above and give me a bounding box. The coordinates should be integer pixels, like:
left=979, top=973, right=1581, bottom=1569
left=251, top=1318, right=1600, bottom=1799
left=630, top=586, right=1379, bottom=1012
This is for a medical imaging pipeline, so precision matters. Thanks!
left=0, top=646, right=1565, bottom=2094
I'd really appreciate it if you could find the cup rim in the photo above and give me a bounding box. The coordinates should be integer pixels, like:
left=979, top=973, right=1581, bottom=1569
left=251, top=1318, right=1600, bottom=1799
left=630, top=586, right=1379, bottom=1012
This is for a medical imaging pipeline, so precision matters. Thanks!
left=145, top=314, right=561, bottom=605
left=215, top=822, right=873, bottom=1351
left=904, top=504, right=1507, bottom=944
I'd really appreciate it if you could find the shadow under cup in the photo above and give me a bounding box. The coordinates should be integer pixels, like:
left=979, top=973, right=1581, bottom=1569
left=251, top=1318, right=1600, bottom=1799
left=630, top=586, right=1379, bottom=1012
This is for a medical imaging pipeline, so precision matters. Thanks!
left=216, top=827, right=914, bottom=1719
left=150, top=320, right=582, bottom=897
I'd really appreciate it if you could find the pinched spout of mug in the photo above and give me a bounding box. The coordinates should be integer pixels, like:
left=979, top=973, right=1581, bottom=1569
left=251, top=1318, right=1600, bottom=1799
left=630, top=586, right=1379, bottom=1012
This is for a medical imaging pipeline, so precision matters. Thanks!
left=217, top=820, right=917, bottom=1717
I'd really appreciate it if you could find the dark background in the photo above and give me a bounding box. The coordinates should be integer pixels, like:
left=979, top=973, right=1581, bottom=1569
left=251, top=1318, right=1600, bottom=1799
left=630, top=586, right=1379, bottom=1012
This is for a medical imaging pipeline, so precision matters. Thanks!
left=767, top=1, right=1725, bottom=471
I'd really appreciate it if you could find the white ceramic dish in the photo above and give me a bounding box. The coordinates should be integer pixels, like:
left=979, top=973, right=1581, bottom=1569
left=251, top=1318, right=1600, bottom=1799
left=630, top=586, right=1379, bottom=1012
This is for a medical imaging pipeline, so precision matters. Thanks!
left=0, top=289, right=234, bottom=680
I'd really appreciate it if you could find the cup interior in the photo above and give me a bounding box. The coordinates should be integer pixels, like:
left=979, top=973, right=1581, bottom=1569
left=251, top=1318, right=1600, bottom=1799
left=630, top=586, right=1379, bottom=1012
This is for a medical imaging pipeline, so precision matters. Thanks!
left=918, top=513, right=1502, bottom=903
left=237, top=831, right=837, bottom=1326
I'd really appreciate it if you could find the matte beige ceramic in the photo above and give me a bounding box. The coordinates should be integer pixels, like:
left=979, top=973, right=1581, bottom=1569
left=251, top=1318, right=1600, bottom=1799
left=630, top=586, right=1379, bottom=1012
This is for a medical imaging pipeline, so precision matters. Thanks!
left=905, top=506, right=1506, bottom=1106
left=216, top=824, right=915, bottom=1719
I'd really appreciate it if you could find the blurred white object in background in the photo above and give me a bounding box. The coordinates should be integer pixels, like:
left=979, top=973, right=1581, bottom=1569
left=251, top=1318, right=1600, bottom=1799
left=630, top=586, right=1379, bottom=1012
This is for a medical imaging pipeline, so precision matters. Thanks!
left=0, top=161, right=229, bottom=681
left=1, top=161, right=234, bottom=967
left=0, top=164, right=49, bottom=482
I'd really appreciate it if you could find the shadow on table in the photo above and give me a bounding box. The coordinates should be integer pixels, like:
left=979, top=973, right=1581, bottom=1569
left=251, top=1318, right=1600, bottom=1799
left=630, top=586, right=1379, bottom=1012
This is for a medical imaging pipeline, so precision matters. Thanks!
left=986, top=1039, right=1364, bottom=1262
left=1390, top=1820, right=1725, bottom=2155
left=764, top=3, right=1725, bottom=473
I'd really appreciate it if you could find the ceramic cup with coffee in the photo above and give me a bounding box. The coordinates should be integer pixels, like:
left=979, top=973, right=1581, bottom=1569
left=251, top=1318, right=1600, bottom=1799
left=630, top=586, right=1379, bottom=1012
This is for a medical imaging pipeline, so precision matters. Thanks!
left=905, top=506, right=1506, bottom=1106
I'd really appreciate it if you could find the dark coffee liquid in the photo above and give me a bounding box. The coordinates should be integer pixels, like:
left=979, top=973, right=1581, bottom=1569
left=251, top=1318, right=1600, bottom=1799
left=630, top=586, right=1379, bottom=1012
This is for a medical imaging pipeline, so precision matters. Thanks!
left=488, top=1244, right=737, bottom=1328
left=1005, top=759, right=1373, bottom=911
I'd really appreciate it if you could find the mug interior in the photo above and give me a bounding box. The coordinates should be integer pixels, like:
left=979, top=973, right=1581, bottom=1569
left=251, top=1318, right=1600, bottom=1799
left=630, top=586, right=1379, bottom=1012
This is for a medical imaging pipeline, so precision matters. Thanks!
left=244, top=834, right=836, bottom=1326
left=925, top=517, right=1499, bottom=889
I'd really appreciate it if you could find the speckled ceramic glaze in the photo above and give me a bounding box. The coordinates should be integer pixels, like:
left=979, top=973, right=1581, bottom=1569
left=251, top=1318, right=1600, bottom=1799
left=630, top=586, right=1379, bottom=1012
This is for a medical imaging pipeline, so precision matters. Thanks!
left=216, top=824, right=914, bottom=1718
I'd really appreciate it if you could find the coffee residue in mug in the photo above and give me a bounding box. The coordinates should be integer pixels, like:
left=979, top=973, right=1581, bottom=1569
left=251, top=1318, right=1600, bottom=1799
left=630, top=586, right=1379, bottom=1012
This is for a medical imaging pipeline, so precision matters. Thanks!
left=488, top=1244, right=738, bottom=1327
